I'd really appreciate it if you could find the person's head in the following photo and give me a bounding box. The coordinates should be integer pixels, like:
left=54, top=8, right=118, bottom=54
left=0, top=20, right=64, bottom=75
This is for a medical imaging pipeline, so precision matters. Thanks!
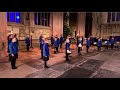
left=40, top=34, right=43, bottom=37
left=88, top=37, right=90, bottom=40
left=12, top=37, right=16, bottom=43
left=112, top=36, right=114, bottom=39
left=44, top=38, right=48, bottom=43
left=54, top=37, right=57, bottom=41
left=9, top=34, right=13, bottom=39
left=98, top=38, right=101, bottom=41
left=26, top=35, right=29, bottom=37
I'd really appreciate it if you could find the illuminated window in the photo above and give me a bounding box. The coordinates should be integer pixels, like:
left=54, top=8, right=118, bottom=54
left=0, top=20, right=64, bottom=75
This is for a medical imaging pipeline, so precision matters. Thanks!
left=34, top=12, right=50, bottom=26
left=7, top=12, right=21, bottom=23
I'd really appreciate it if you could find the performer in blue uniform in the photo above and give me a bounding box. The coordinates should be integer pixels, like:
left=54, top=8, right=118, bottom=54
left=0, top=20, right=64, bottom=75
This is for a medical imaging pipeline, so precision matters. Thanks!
left=60, top=34, right=64, bottom=48
left=78, top=36, right=82, bottom=55
left=9, top=38, right=18, bottom=69
left=43, top=38, right=50, bottom=68
left=86, top=37, right=90, bottom=53
left=39, top=34, right=44, bottom=59
left=110, top=36, right=115, bottom=49
left=65, top=36, right=71, bottom=61
left=39, top=34, right=43, bottom=50
left=8, top=34, right=13, bottom=61
left=105, top=38, right=110, bottom=50
left=97, top=38, right=102, bottom=51
left=54, top=37, right=58, bottom=54
left=13, top=34, right=19, bottom=47
left=25, top=35, right=30, bottom=51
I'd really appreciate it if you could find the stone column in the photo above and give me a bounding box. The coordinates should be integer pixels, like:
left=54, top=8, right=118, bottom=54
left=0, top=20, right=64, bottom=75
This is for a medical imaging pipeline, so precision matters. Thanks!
left=52, top=12, right=63, bottom=37
left=77, top=12, right=86, bottom=37
left=0, top=12, right=7, bottom=59
left=50, top=13, right=53, bottom=36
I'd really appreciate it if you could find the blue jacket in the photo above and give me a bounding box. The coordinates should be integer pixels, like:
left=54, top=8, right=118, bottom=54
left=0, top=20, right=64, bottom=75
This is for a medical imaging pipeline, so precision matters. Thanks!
left=60, top=36, right=63, bottom=43
left=66, top=42, right=70, bottom=51
left=9, top=42, right=18, bottom=55
left=98, top=40, right=102, bottom=46
left=86, top=39, right=90, bottom=46
left=43, top=43, right=49, bottom=56
left=110, top=39, right=115, bottom=44
left=51, top=37, right=54, bottom=43
left=54, top=40, right=58, bottom=47
left=78, top=40, right=82, bottom=45
left=57, top=38, right=60, bottom=45
left=40, top=39, right=44, bottom=49
left=25, top=37, right=30, bottom=45
left=91, top=38, right=94, bottom=42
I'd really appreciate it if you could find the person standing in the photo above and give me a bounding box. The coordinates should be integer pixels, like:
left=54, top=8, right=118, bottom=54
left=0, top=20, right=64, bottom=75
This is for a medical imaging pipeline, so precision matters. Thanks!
left=9, top=37, right=18, bottom=69
left=43, top=38, right=50, bottom=68
left=78, top=36, right=82, bottom=55
left=50, top=35, right=54, bottom=48
left=56, top=35, right=60, bottom=52
left=65, top=36, right=71, bottom=61
left=86, top=37, right=90, bottom=53
left=54, top=37, right=58, bottom=54
left=76, top=34, right=79, bottom=46
left=110, top=36, right=115, bottom=49
left=8, top=34, right=13, bottom=61
left=13, top=34, right=19, bottom=47
left=60, top=34, right=64, bottom=48
left=39, top=34, right=43, bottom=50
left=97, top=38, right=102, bottom=51
left=25, top=35, right=30, bottom=51
left=81, top=36, right=84, bottom=46
left=105, top=38, right=110, bottom=50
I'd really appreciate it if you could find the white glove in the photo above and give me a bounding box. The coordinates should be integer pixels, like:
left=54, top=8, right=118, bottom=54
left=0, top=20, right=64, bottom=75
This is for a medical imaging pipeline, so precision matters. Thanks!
left=78, top=44, right=82, bottom=47
left=67, top=50, right=71, bottom=53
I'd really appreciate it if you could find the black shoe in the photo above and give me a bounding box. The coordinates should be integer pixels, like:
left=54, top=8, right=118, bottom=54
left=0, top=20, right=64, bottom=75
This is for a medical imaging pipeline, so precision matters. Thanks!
left=54, top=51, right=57, bottom=54
left=66, top=59, right=70, bottom=61
left=12, top=66, right=17, bottom=69
left=44, top=66, right=50, bottom=68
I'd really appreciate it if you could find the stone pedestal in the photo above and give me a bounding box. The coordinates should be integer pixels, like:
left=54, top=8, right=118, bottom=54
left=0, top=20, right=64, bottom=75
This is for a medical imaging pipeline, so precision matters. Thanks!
left=0, top=12, right=7, bottom=59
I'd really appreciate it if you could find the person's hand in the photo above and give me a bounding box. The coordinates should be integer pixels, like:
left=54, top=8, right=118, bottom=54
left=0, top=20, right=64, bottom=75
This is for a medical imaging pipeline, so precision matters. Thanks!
left=12, top=54, right=14, bottom=57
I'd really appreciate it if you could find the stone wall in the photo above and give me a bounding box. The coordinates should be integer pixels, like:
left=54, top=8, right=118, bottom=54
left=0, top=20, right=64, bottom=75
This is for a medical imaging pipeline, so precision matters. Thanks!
left=0, top=12, right=7, bottom=59
left=92, top=12, right=120, bottom=38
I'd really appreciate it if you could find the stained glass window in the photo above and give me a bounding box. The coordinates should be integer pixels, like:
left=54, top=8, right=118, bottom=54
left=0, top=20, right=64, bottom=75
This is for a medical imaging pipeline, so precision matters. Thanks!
left=7, top=12, right=21, bottom=23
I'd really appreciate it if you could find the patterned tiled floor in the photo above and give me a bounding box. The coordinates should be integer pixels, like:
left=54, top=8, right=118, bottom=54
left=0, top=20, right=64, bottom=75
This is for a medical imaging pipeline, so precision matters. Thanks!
left=1, top=44, right=119, bottom=78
